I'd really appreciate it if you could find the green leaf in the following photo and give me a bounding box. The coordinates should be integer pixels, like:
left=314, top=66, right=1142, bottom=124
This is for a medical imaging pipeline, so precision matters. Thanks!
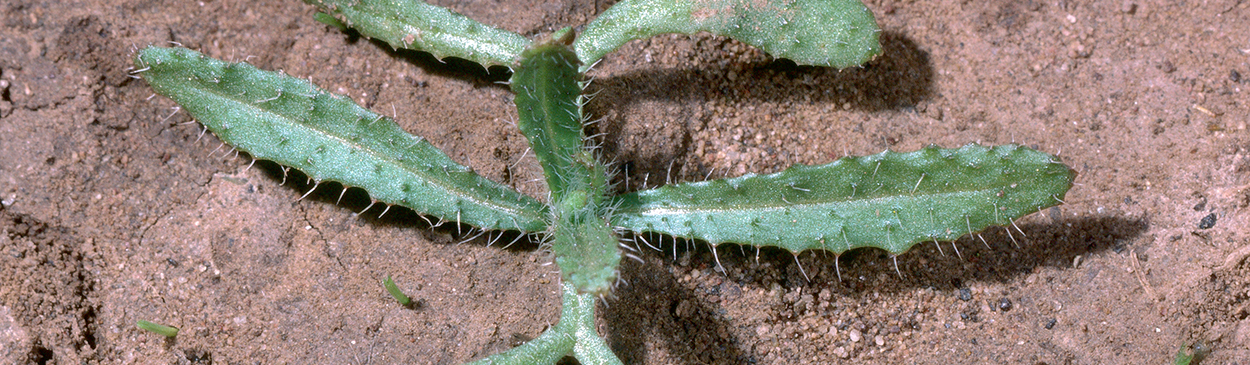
left=510, top=36, right=621, bottom=295
left=313, top=12, right=347, bottom=31
left=610, top=144, right=1075, bottom=254
left=1174, top=346, right=1194, bottom=365
left=550, top=202, right=619, bottom=295
left=135, top=46, right=548, bottom=232
left=575, top=0, right=881, bottom=69
left=136, top=320, right=179, bottom=338
left=1173, top=342, right=1210, bottom=365
left=383, top=276, right=412, bottom=307
left=509, top=33, right=587, bottom=202
left=303, top=0, right=529, bottom=68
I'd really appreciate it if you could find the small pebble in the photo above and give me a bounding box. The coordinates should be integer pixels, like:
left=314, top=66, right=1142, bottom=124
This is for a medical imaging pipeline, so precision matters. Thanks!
left=834, top=346, right=849, bottom=358
left=1160, top=60, right=1176, bottom=73
left=1120, top=1, right=1137, bottom=14
left=1198, top=213, right=1217, bottom=229
left=1195, top=212, right=1215, bottom=230
left=958, top=288, right=973, bottom=301
left=1045, top=318, right=1057, bottom=329
left=849, top=329, right=862, bottom=342
left=998, top=298, right=1013, bottom=312
left=874, top=335, right=885, bottom=347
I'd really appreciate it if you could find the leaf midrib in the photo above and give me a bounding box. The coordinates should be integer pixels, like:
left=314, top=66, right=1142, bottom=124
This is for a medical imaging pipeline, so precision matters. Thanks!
left=189, top=84, right=546, bottom=225
left=621, top=186, right=1003, bottom=216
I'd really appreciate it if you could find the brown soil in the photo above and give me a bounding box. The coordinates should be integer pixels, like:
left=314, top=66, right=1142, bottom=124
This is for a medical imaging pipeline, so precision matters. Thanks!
left=2, top=0, right=1249, bottom=364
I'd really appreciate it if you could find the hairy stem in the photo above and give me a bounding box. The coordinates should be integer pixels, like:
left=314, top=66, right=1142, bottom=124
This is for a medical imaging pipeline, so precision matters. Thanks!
left=466, top=283, right=621, bottom=365
left=511, top=34, right=620, bottom=295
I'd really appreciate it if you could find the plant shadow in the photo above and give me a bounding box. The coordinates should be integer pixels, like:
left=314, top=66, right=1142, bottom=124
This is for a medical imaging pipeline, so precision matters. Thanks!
left=600, top=214, right=1147, bottom=364
left=247, top=159, right=543, bottom=252
left=586, top=30, right=933, bottom=113
left=589, top=30, right=934, bottom=191
left=344, top=29, right=933, bottom=111
left=343, top=29, right=516, bottom=88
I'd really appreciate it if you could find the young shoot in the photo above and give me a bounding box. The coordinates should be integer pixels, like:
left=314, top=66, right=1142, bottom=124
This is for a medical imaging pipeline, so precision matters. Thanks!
left=133, top=0, right=1074, bottom=363
left=136, top=320, right=179, bottom=338
left=383, top=275, right=415, bottom=308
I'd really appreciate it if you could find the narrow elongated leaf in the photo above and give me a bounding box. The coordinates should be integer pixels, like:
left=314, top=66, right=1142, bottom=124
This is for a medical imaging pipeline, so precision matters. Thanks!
left=510, top=34, right=587, bottom=201
left=135, top=47, right=548, bottom=232
left=610, top=144, right=1075, bottom=254
left=303, top=0, right=529, bottom=68
left=511, top=37, right=620, bottom=294
left=575, top=0, right=881, bottom=69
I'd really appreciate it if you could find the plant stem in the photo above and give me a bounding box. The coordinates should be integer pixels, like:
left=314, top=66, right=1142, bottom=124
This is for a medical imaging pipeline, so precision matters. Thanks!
left=510, top=34, right=620, bottom=295
left=466, top=283, right=622, bottom=365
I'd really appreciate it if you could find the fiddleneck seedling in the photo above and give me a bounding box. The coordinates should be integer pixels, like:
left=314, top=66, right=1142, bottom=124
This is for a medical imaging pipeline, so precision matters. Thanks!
left=131, top=0, right=1075, bottom=363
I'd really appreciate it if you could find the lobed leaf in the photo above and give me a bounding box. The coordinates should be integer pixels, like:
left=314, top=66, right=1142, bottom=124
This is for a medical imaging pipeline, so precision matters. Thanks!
left=575, top=0, right=882, bottom=70
left=135, top=46, right=548, bottom=232
left=610, top=144, right=1075, bottom=255
left=303, top=0, right=529, bottom=68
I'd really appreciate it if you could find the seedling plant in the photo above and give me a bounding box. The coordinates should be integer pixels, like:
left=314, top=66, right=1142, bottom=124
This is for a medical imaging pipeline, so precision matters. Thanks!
left=132, top=0, right=1075, bottom=363
left=135, top=320, right=179, bottom=338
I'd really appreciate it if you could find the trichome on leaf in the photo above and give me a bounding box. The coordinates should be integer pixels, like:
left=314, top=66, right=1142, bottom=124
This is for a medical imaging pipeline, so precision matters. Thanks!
left=132, top=0, right=1074, bottom=363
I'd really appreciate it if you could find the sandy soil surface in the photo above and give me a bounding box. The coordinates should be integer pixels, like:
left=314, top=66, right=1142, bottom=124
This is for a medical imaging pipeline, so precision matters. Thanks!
left=2, top=0, right=1249, bottom=363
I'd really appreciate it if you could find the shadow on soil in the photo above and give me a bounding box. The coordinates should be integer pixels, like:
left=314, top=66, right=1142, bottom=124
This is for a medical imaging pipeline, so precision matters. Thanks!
left=600, top=214, right=1148, bottom=364
left=590, top=31, right=934, bottom=191
left=246, top=159, right=544, bottom=251
left=222, top=29, right=1116, bottom=363
left=243, top=149, right=1148, bottom=364
left=362, top=32, right=516, bottom=88
left=587, top=31, right=934, bottom=114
